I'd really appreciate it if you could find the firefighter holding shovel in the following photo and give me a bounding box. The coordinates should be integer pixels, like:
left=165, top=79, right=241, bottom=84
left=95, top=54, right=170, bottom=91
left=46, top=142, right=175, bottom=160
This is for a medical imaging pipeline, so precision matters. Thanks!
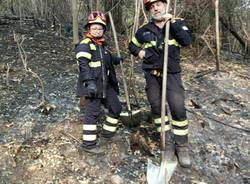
left=129, top=0, right=192, bottom=168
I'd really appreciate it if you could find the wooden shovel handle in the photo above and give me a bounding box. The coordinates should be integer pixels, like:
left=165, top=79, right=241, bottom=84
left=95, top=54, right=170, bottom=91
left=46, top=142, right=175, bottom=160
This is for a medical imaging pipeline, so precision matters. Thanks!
left=160, top=1, right=171, bottom=153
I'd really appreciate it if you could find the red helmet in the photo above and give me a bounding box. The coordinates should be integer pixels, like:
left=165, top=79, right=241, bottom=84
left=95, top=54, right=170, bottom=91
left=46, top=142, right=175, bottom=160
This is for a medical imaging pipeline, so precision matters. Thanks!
left=85, top=11, right=107, bottom=28
left=143, top=0, right=167, bottom=10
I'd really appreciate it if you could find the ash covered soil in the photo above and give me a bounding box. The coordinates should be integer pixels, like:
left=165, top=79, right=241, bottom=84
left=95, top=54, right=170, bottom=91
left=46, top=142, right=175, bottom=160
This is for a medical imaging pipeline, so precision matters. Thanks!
left=0, top=19, right=249, bottom=184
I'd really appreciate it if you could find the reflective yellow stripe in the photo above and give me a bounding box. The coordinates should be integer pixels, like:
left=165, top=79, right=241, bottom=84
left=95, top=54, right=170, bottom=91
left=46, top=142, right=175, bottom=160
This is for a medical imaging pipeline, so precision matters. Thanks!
left=182, top=26, right=188, bottom=30
left=157, top=125, right=171, bottom=132
left=154, top=116, right=169, bottom=124
left=83, top=124, right=97, bottom=131
left=80, top=38, right=91, bottom=44
left=172, top=129, right=188, bottom=136
left=106, top=116, right=119, bottom=125
left=168, top=39, right=181, bottom=47
left=103, top=124, right=117, bottom=132
left=132, top=37, right=142, bottom=48
left=143, top=40, right=180, bottom=48
left=82, top=134, right=97, bottom=141
left=89, top=61, right=101, bottom=68
left=90, top=43, right=96, bottom=50
left=144, top=41, right=157, bottom=48
left=171, top=120, right=188, bottom=127
left=76, top=52, right=92, bottom=59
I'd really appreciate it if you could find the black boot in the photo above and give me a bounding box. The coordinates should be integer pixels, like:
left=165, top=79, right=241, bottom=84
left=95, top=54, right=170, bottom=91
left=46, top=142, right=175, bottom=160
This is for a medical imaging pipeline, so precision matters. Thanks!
left=164, top=131, right=176, bottom=161
left=81, top=145, right=104, bottom=154
left=176, top=143, right=191, bottom=168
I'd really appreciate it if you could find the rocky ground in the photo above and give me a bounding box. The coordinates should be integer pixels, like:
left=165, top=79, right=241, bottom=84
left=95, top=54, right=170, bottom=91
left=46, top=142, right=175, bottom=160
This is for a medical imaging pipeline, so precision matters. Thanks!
left=0, top=19, right=249, bottom=184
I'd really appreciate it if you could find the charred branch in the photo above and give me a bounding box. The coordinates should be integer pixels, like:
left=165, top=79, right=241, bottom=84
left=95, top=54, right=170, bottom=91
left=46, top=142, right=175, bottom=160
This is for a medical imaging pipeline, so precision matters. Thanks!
left=220, top=16, right=250, bottom=56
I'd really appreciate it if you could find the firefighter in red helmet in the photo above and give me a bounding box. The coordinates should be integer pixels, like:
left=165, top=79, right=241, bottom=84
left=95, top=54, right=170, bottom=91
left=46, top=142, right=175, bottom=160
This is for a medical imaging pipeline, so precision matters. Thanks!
left=75, top=11, right=123, bottom=154
left=129, top=0, right=192, bottom=167
left=143, top=0, right=167, bottom=10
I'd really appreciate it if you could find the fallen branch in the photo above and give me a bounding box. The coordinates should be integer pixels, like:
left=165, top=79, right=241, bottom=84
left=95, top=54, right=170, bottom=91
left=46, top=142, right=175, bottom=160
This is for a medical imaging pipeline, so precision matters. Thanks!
left=187, top=108, right=250, bottom=133
left=13, top=32, right=47, bottom=109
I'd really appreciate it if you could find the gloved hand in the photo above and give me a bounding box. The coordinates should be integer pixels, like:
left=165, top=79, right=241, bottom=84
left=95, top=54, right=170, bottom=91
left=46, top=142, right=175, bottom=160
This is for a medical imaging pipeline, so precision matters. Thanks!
left=138, top=50, right=146, bottom=59
left=162, top=13, right=173, bottom=21
left=112, top=56, right=124, bottom=65
left=86, top=80, right=97, bottom=97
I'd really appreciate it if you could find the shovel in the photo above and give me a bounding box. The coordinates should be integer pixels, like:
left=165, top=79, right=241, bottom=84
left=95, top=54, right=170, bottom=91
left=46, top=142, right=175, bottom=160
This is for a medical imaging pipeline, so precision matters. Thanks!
left=108, top=11, right=141, bottom=127
left=147, top=1, right=177, bottom=183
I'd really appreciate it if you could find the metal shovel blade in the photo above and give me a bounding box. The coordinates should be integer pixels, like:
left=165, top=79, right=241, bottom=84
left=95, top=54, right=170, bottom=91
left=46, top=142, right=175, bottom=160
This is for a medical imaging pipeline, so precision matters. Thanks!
left=147, top=157, right=177, bottom=184
left=120, top=109, right=142, bottom=127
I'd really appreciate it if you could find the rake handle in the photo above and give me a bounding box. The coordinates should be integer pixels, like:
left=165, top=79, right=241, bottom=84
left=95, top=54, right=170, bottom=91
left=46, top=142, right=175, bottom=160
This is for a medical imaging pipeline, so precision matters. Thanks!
left=108, top=11, right=131, bottom=112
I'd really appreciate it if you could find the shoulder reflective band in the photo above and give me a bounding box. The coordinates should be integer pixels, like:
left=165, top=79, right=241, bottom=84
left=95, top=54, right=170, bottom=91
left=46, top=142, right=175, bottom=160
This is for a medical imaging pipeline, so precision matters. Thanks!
left=143, top=40, right=180, bottom=49
left=144, top=41, right=157, bottom=48
left=154, top=116, right=169, bottom=124
left=90, top=43, right=96, bottom=50
left=103, top=124, right=117, bottom=132
left=171, top=120, right=188, bottom=127
left=88, top=61, right=101, bottom=68
left=83, top=124, right=97, bottom=131
left=82, top=134, right=97, bottom=141
left=172, top=129, right=188, bottom=136
left=106, top=116, right=119, bottom=124
left=80, top=38, right=91, bottom=44
left=132, top=36, right=142, bottom=48
left=168, top=39, right=181, bottom=47
left=157, top=124, right=171, bottom=132
left=76, top=51, right=92, bottom=60
left=182, top=26, right=189, bottom=30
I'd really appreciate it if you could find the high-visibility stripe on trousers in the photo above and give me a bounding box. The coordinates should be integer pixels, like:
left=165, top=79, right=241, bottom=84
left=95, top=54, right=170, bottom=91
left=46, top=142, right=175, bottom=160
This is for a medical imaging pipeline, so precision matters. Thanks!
left=82, top=123, right=98, bottom=148
left=82, top=87, right=122, bottom=148
left=154, top=116, right=171, bottom=132
left=102, top=115, right=119, bottom=138
left=171, top=119, right=189, bottom=145
left=145, top=72, right=189, bottom=145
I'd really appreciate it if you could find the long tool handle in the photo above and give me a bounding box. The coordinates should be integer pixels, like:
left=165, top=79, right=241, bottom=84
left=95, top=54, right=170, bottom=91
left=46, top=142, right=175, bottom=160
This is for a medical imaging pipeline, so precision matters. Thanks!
left=160, top=1, right=171, bottom=154
left=108, top=11, right=131, bottom=112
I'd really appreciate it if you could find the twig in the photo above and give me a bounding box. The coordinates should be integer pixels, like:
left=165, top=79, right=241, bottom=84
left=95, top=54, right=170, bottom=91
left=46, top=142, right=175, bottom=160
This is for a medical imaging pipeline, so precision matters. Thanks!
left=5, top=63, right=10, bottom=87
left=200, top=35, right=215, bottom=57
left=60, top=130, right=81, bottom=144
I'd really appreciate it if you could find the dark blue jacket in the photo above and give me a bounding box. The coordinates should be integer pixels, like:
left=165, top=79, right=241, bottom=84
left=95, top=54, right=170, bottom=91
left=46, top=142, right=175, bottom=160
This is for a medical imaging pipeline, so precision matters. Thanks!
left=75, top=38, right=119, bottom=98
left=129, top=18, right=191, bottom=73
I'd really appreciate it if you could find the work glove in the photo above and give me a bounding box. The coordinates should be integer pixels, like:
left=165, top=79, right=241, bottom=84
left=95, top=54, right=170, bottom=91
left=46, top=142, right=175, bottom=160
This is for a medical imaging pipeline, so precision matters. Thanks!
left=138, top=50, right=146, bottom=59
left=162, top=13, right=173, bottom=21
left=112, top=56, right=124, bottom=65
left=86, top=80, right=97, bottom=97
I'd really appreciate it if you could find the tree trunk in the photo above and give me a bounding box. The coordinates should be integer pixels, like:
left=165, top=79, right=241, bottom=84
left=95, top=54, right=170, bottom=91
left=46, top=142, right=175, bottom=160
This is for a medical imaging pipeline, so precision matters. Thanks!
left=104, top=0, right=125, bottom=33
left=96, top=0, right=103, bottom=11
left=215, top=0, right=220, bottom=72
left=71, top=0, right=79, bottom=45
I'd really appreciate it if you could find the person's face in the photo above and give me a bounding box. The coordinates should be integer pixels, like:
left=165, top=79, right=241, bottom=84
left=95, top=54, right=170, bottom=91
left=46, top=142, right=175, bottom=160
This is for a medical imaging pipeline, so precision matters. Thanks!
left=149, top=1, right=166, bottom=20
left=89, top=24, right=104, bottom=38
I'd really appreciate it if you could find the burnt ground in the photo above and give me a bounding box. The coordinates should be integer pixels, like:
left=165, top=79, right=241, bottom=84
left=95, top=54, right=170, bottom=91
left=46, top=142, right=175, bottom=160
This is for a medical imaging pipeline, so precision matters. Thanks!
left=0, top=19, right=249, bottom=184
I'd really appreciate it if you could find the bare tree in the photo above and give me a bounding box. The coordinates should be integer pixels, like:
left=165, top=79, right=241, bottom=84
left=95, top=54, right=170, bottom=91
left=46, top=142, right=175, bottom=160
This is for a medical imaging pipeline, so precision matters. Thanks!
left=71, top=0, right=79, bottom=44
